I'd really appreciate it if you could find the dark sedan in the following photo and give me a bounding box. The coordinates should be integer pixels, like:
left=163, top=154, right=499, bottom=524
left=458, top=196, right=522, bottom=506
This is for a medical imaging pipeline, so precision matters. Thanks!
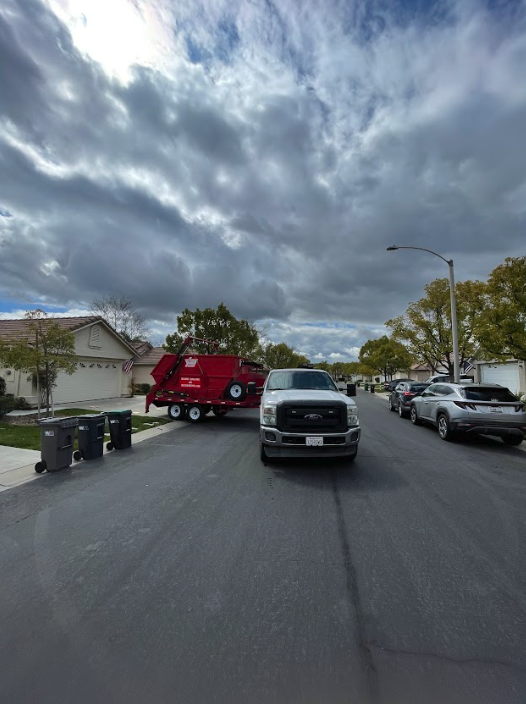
left=388, top=381, right=430, bottom=417
left=384, top=377, right=414, bottom=393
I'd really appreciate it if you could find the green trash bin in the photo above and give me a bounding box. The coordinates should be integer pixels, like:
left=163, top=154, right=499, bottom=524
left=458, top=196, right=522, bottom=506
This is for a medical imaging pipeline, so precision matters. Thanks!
left=106, top=410, right=132, bottom=450
left=74, top=414, right=106, bottom=461
left=364, top=382, right=369, bottom=391
left=35, top=416, right=78, bottom=473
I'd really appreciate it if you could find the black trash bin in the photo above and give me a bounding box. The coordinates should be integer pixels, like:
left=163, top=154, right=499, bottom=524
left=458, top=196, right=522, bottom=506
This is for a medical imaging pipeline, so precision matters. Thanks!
left=347, top=383, right=356, bottom=397
left=74, top=414, right=106, bottom=461
left=106, top=410, right=132, bottom=450
left=370, top=384, right=376, bottom=393
left=35, top=416, right=78, bottom=473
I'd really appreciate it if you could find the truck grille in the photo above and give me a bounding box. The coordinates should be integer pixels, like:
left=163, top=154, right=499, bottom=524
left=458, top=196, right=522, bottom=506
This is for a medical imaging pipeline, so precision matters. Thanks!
left=277, top=402, right=347, bottom=433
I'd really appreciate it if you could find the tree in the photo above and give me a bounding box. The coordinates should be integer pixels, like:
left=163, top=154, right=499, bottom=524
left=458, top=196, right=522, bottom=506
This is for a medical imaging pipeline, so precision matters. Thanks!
left=476, top=257, right=526, bottom=361
left=359, top=336, right=413, bottom=380
left=90, top=295, right=150, bottom=342
left=164, top=303, right=262, bottom=360
left=264, top=342, right=310, bottom=369
left=0, top=310, right=77, bottom=417
left=386, top=278, right=486, bottom=376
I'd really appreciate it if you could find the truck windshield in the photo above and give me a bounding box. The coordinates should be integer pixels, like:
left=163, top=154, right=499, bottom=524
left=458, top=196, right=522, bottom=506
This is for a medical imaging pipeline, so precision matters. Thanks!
left=267, top=371, right=337, bottom=391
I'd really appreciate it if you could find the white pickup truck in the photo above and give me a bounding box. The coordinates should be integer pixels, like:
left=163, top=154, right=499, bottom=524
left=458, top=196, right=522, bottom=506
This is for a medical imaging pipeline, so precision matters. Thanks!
left=259, top=368, right=360, bottom=462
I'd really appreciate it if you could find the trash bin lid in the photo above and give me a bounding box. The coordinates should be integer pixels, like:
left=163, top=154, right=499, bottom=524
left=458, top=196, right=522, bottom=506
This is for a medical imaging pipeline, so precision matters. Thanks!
left=38, top=415, right=79, bottom=428
left=105, top=409, right=132, bottom=415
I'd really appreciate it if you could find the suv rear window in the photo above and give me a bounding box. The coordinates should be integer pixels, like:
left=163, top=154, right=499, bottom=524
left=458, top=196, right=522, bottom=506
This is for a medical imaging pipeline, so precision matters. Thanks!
left=408, top=383, right=429, bottom=393
left=463, top=387, right=518, bottom=402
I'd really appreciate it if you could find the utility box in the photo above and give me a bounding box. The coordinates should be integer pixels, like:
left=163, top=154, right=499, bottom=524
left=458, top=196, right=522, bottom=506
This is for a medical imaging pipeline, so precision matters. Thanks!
left=35, top=416, right=78, bottom=473
left=74, top=414, right=106, bottom=461
left=106, top=410, right=132, bottom=450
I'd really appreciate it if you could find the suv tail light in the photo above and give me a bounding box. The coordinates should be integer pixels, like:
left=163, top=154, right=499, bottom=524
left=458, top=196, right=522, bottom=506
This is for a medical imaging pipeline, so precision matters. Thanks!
left=454, top=401, right=477, bottom=410
left=403, top=392, right=414, bottom=397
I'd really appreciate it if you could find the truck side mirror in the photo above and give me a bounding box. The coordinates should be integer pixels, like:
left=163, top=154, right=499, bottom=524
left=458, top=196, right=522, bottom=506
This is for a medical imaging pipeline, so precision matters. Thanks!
left=247, top=382, right=257, bottom=395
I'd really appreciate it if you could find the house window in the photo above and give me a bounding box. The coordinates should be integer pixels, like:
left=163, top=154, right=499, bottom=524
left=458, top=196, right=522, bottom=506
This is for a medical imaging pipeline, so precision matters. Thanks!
left=89, top=324, right=102, bottom=348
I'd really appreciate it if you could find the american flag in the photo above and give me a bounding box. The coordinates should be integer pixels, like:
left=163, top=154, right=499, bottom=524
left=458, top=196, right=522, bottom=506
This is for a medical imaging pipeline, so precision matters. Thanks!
left=463, top=357, right=475, bottom=373
left=123, top=359, right=134, bottom=374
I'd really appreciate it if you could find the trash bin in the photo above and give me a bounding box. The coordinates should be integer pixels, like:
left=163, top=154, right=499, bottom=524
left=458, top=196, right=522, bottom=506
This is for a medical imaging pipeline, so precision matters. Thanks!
left=370, top=384, right=376, bottom=393
left=74, top=414, right=106, bottom=461
left=106, top=410, right=132, bottom=450
left=347, top=383, right=356, bottom=397
left=35, top=416, right=78, bottom=473
left=364, top=382, right=369, bottom=391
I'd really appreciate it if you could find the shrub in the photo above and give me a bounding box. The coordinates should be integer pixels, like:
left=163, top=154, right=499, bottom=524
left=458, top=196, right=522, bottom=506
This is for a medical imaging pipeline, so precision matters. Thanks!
left=0, top=396, right=32, bottom=417
left=133, top=382, right=152, bottom=395
left=0, top=376, right=5, bottom=396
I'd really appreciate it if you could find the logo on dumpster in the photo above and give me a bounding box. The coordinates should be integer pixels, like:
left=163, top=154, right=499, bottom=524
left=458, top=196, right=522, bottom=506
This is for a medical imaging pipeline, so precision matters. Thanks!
left=44, top=430, right=55, bottom=437
left=79, top=425, right=88, bottom=431
left=185, top=358, right=198, bottom=368
left=110, top=419, right=119, bottom=424
left=181, top=376, right=201, bottom=388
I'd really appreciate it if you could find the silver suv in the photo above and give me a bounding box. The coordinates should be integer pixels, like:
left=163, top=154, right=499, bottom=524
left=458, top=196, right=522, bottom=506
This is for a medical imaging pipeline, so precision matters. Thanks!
left=410, top=383, right=526, bottom=445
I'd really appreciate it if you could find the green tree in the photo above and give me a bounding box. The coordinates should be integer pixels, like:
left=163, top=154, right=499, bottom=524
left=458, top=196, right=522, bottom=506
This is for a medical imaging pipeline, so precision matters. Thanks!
left=164, top=303, right=262, bottom=360
left=476, top=257, right=526, bottom=361
left=264, top=342, right=310, bottom=369
left=386, top=278, right=486, bottom=376
left=0, top=310, right=77, bottom=417
left=359, top=336, right=413, bottom=380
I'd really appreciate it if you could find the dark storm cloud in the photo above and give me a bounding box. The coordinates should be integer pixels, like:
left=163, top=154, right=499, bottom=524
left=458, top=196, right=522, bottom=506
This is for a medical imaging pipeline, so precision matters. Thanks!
left=0, top=0, right=525, bottom=359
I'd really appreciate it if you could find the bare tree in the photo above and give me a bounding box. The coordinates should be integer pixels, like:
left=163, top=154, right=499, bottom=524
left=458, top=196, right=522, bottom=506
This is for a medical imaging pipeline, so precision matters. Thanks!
left=90, top=295, right=150, bottom=342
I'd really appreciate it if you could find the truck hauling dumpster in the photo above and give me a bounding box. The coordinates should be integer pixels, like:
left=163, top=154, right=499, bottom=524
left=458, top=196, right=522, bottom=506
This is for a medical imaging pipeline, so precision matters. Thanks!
left=145, top=336, right=267, bottom=422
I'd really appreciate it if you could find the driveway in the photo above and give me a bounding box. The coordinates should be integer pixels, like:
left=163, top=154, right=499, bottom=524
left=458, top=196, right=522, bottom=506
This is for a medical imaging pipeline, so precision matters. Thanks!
left=55, top=395, right=167, bottom=417
left=1, top=397, right=525, bottom=703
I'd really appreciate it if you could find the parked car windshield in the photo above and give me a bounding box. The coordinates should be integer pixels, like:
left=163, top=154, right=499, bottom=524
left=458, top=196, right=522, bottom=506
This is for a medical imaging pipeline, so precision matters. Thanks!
left=462, top=387, right=518, bottom=402
left=267, top=371, right=337, bottom=391
left=408, top=383, right=429, bottom=393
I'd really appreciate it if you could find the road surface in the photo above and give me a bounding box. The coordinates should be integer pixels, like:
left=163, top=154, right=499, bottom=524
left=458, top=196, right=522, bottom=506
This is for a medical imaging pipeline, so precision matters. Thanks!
left=1, top=391, right=525, bottom=704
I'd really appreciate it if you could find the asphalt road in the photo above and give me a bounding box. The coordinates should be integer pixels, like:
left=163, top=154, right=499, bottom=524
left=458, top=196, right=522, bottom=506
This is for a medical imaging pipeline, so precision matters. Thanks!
left=1, top=391, right=525, bottom=704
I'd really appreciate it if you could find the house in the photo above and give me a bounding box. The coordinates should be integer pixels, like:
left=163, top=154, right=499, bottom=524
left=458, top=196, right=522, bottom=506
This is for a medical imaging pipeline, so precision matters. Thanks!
left=132, top=343, right=166, bottom=387
left=409, top=363, right=450, bottom=382
left=0, top=316, right=137, bottom=405
left=472, top=359, right=525, bottom=395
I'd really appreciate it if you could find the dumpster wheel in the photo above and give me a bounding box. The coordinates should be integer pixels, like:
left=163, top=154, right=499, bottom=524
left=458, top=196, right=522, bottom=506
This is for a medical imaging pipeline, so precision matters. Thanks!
left=226, top=381, right=246, bottom=401
left=187, top=405, right=205, bottom=423
left=35, top=461, right=47, bottom=473
left=168, top=403, right=187, bottom=421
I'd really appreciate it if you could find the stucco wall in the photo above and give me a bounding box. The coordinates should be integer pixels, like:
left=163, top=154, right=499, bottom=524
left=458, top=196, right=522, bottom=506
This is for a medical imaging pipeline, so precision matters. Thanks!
left=132, top=365, right=155, bottom=386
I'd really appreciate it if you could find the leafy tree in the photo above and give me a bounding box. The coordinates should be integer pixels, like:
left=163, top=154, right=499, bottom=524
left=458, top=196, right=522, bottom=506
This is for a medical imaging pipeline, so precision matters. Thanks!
left=0, top=310, right=77, bottom=417
left=359, top=336, right=413, bottom=380
left=264, top=342, right=310, bottom=369
left=90, top=295, right=150, bottom=342
left=476, top=257, right=526, bottom=361
left=386, top=278, right=486, bottom=376
left=164, top=303, right=262, bottom=360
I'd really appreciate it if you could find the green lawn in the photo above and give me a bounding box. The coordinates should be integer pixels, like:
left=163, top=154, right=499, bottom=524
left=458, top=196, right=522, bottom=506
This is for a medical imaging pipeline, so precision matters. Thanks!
left=0, top=409, right=169, bottom=451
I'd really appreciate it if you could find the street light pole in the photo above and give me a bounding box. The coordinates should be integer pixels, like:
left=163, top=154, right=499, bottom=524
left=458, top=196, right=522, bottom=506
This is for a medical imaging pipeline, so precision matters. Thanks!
left=386, top=245, right=461, bottom=383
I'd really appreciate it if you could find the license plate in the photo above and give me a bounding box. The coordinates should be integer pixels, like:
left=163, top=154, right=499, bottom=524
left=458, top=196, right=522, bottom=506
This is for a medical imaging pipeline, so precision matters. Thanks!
left=488, top=406, right=503, bottom=413
left=306, top=437, right=323, bottom=446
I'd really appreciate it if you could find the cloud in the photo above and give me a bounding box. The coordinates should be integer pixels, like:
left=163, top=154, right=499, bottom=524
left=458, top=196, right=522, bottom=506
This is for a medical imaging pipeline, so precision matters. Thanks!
left=0, top=0, right=525, bottom=361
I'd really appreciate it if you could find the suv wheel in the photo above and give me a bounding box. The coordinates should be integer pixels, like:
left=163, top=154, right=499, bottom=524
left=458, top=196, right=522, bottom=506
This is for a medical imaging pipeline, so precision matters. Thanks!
left=398, top=403, right=407, bottom=418
left=410, top=406, right=421, bottom=425
left=437, top=414, right=454, bottom=441
left=503, top=435, right=523, bottom=446
left=388, top=396, right=395, bottom=412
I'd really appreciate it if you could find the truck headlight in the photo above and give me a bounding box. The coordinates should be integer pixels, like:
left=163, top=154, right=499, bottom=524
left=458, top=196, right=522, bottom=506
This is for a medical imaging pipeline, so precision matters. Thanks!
left=347, top=406, right=359, bottom=427
left=262, top=404, right=277, bottom=426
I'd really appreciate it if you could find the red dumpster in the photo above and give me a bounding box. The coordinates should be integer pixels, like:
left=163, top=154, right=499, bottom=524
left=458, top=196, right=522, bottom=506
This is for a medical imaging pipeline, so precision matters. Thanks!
left=145, top=337, right=267, bottom=422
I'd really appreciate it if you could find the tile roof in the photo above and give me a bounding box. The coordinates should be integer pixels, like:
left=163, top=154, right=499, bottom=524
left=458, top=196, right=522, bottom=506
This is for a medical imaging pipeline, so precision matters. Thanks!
left=134, top=346, right=167, bottom=365
left=130, top=340, right=153, bottom=357
left=0, top=316, right=101, bottom=343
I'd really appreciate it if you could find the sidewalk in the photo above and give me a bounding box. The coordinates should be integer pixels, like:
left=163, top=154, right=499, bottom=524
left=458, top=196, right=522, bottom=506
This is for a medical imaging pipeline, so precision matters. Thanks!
left=0, top=420, right=183, bottom=493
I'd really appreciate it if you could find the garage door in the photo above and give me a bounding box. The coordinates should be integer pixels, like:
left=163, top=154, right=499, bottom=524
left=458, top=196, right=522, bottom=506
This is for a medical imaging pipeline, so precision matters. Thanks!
left=54, top=359, right=122, bottom=404
left=480, top=364, right=520, bottom=393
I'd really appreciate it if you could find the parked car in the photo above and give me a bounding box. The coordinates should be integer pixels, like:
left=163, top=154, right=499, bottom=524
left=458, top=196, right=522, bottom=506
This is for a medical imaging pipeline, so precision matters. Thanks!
left=388, top=381, right=430, bottom=417
left=423, top=374, right=474, bottom=384
left=409, top=383, right=526, bottom=444
left=383, top=378, right=414, bottom=392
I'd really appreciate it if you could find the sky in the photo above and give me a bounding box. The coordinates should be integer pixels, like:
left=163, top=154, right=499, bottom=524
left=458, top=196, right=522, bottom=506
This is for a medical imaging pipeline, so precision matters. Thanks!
left=0, top=0, right=525, bottom=360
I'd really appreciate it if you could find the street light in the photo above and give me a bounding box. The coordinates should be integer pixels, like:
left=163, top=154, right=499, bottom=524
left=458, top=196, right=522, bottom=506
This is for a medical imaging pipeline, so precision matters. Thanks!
left=387, top=245, right=460, bottom=383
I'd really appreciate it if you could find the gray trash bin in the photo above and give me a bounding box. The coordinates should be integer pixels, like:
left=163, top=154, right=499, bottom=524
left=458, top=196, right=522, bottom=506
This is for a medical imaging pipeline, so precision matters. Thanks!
left=35, top=416, right=78, bottom=473
left=73, top=414, right=106, bottom=461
